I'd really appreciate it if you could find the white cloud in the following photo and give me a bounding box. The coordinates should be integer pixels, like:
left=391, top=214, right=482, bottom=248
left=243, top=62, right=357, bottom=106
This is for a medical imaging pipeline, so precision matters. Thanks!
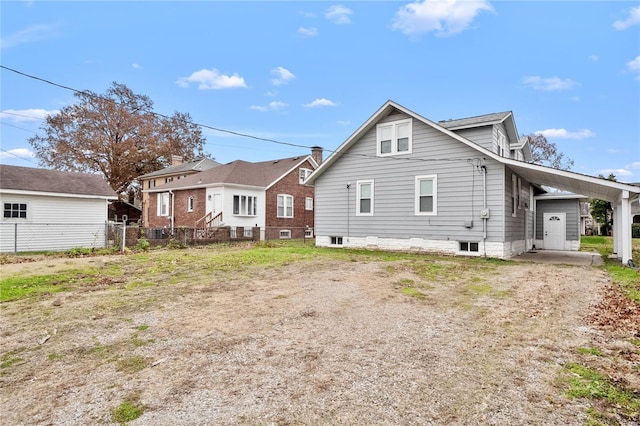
left=132, top=63, right=142, bottom=70
left=250, top=101, right=288, bottom=112
left=325, top=5, right=353, bottom=24
left=628, top=161, right=640, bottom=170
left=607, top=148, right=622, bottom=154
left=304, top=98, right=337, bottom=108
left=522, top=75, right=578, bottom=91
left=271, top=67, right=295, bottom=86
left=535, top=128, right=594, bottom=139
left=0, top=148, right=36, bottom=161
left=595, top=168, right=633, bottom=178
left=176, top=68, right=247, bottom=90
left=299, top=11, right=316, bottom=18
left=612, top=6, right=640, bottom=30
left=627, top=55, right=640, bottom=73
left=337, top=120, right=351, bottom=126
left=0, top=108, right=58, bottom=122
left=298, top=26, right=318, bottom=37
left=391, top=0, right=493, bottom=37
left=588, top=55, right=599, bottom=62
left=0, top=24, right=58, bottom=49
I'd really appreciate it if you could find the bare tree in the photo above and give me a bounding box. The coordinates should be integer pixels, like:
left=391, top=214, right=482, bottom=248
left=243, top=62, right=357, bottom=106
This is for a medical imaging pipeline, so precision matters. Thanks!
left=28, top=82, right=207, bottom=198
left=526, top=133, right=574, bottom=170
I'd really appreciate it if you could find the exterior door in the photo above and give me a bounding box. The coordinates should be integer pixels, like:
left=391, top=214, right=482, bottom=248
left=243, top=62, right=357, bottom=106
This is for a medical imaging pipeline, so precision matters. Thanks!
left=543, top=213, right=565, bottom=250
left=212, top=194, right=222, bottom=216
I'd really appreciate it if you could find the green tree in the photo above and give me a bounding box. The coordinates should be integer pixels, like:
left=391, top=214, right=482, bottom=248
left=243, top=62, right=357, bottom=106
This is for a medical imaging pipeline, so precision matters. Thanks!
left=590, top=173, right=616, bottom=235
left=28, top=82, right=207, bottom=198
left=526, top=133, right=574, bottom=170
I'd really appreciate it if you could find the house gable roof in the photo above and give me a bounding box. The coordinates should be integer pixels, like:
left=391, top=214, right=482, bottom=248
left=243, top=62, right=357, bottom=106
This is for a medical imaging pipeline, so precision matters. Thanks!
left=137, top=158, right=220, bottom=180
left=144, top=155, right=314, bottom=192
left=0, top=165, right=117, bottom=199
left=306, top=100, right=640, bottom=203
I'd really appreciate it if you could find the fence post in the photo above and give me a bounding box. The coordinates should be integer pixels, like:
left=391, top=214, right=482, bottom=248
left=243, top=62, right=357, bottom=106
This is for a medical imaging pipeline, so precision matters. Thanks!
left=121, top=223, right=126, bottom=252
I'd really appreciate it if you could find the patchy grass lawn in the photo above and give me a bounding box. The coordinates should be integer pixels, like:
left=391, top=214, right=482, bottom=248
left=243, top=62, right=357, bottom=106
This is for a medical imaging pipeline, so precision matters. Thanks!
left=0, top=240, right=638, bottom=425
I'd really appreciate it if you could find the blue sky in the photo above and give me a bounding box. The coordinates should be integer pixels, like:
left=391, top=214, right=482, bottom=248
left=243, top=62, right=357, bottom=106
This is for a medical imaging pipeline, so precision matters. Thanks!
left=1, top=1, right=639, bottom=183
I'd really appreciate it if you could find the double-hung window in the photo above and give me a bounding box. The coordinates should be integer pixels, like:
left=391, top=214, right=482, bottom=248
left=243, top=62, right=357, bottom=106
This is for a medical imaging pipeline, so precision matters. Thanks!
left=277, top=194, right=293, bottom=218
left=299, top=168, right=313, bottom=184
left=157, top=193, right=170, bottom=216
left=511, top=175, right=518, bottom=217
left=233, top=195, right=257, bottom=216
left=3, top=202, right=27, bottom=219
left=187, top=196, right=194, bottom=212
left=377, top=118, right=412, bottom=156
left=305, top=197, right=313, bottom=211
left=415, top=175, right=437, bottom=215
left=357, top=180, right=373, bottom=216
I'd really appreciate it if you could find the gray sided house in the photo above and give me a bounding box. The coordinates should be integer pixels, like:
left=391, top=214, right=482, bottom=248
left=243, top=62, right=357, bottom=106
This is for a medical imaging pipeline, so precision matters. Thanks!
left=306, top=100, right=640, bottom=263
left=0, top=165, right=117, bottom=253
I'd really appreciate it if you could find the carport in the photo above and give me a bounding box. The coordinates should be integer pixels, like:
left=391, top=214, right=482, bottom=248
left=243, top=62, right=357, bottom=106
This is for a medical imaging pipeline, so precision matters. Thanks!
left=503, top=158, right=640, bottom=265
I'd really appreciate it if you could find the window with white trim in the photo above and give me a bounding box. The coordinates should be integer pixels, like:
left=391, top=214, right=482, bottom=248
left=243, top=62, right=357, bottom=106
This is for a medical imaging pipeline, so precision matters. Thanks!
left=279, top=230, right=291, bottom=239
left=148, top=179, right=156, bottom=189
left=233, top=195, right=257, bottom=216
left=277, top=194, right=293, bottom=218
left=244, top=228, right=253, bottom=238
left=511, top=174, right=517, bottom=217
left=187, top=196, right=194, bottom=212
left=157, top=193, right=170, bottom=216
left=459, top=242, right=479, bottom=252
left=3, top=202, right=27, bottom=219
left=305, top=228, right=314, bottom=238
left=299, top=168, right=313, bottom=184
left=305, top=197, right=313, bottom=211
left=330, top=236, right=343, bottom=245
left=415, top=175, right=437, bottom=215
left=165, top=177, right=173, bottom=184
left=377, top=119, right=412, bottom=156
left=517, top=177, right=522, bottom=209
left=357, top=180, right=373, bottom=215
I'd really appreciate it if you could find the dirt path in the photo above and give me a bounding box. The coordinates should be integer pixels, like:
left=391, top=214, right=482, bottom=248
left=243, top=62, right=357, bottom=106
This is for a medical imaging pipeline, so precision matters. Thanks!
left=0, top=255, right=611, bottom=425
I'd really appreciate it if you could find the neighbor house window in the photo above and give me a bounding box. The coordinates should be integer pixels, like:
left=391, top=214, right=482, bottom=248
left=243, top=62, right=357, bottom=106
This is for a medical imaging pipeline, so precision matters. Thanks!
left=157, top=193, right=170, bottom=216
left=305, top=228, right=314, bottom=238
left=512, top=174, right=517, bottom=217
left=165, top=177, right=173, bottom=184
left=277, top=194, right=293, bottom=218
left=497, top=130, right=507, bottom=157
left=148, top=179, right=156, bottom=189
left=299, top=168, right=313, bottom=184
left=280, top=230, right=291, bottom=239
left=377, top=118, right=412, bottom=156
left=233, top=195, right=257, bottom=216
left=415, top=175, right=437, bottom=215
left=3, top=203, right=27, bottom=219
left=244, top=228, right=253, bottom=238
left=357, top=180, right=374, bottom=215
left=187, top=196, right=194, bottom=212
left=305, top=197, right=313, bottom=211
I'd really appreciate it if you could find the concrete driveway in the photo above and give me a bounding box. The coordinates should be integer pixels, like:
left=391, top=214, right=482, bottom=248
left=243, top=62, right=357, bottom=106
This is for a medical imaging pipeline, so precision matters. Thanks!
left=512, top=250, right=603, bottom=266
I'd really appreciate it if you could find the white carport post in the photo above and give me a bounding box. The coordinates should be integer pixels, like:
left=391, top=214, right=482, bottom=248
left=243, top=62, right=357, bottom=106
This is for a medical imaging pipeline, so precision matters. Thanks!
left=613, top=190, right=632, bottom=265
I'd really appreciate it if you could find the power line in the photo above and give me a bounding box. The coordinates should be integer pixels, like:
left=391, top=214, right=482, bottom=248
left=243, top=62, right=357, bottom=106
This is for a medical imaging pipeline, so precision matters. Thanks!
left=0, top=147, right=39, bottom=165
left=0, top=65, right=485, bottom=165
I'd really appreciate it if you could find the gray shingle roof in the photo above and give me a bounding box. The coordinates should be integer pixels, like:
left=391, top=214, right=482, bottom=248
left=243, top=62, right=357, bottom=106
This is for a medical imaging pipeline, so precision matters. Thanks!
left=147, top=156, right=311, bottom=191
left=439, top=112, right=512, bottom=129
left=137, top=158, right=220, bottom=179
left=0, top=165, right=117, bottom=198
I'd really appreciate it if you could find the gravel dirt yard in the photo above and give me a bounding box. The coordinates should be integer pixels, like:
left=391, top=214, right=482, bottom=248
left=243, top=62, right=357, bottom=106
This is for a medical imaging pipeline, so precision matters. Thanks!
left=0, top=246, right=635, bottom=425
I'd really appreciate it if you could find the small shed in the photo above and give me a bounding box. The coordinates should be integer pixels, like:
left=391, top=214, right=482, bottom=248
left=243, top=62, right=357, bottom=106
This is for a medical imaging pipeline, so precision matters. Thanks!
left=534, top=193, right=588, bottom=251
left=0, top=165, right=118, bottom=252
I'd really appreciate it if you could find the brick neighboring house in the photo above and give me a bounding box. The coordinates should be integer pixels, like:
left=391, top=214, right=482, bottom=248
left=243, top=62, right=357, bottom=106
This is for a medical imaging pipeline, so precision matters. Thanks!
left=138, top=156, right=220, bottom=227
left=143, top=148, right=322, bottom=240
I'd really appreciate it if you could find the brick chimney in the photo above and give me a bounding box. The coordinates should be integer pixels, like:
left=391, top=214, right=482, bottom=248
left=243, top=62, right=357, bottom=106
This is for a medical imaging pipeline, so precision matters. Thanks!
left=171, top=155, right=183, bottom=166
left=311, top=146, right=323, bottom=165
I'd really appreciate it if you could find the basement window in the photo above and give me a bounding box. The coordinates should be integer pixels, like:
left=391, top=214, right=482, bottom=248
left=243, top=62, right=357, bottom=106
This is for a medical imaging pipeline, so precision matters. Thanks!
left=280, top=230, right=291, bottom=239
left=330, top=236, right=343, bottom=246
left=459, top=242, right=479, bottom=252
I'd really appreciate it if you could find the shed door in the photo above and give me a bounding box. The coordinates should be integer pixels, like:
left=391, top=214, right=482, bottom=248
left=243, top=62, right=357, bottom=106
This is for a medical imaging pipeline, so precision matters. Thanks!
left=543, top=213, right=565, bottom=250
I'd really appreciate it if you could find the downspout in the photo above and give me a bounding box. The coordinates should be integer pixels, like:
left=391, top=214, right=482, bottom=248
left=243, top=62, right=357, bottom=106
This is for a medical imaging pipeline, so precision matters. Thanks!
left=481, top=165, right=488, bottom=257
left=346, top=183, right=351, bottom=243
left=169, top=190, right=175, bottom=234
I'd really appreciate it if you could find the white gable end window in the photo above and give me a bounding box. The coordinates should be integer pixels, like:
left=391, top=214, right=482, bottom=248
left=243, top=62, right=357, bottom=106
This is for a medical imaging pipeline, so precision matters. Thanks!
left=157, top=193, right=170, bottom=216
left=415, top=175, right=437, bottom=215
left=299, top=168, right=313, bottom=184
left=357, top=180, right=374, bottom=216
left=377, top=118, right=412, bottom=156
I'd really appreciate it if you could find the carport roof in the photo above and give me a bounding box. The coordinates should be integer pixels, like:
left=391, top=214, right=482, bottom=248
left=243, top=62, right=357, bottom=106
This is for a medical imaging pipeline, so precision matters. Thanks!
left=503, top=158, right=640, bottom=203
